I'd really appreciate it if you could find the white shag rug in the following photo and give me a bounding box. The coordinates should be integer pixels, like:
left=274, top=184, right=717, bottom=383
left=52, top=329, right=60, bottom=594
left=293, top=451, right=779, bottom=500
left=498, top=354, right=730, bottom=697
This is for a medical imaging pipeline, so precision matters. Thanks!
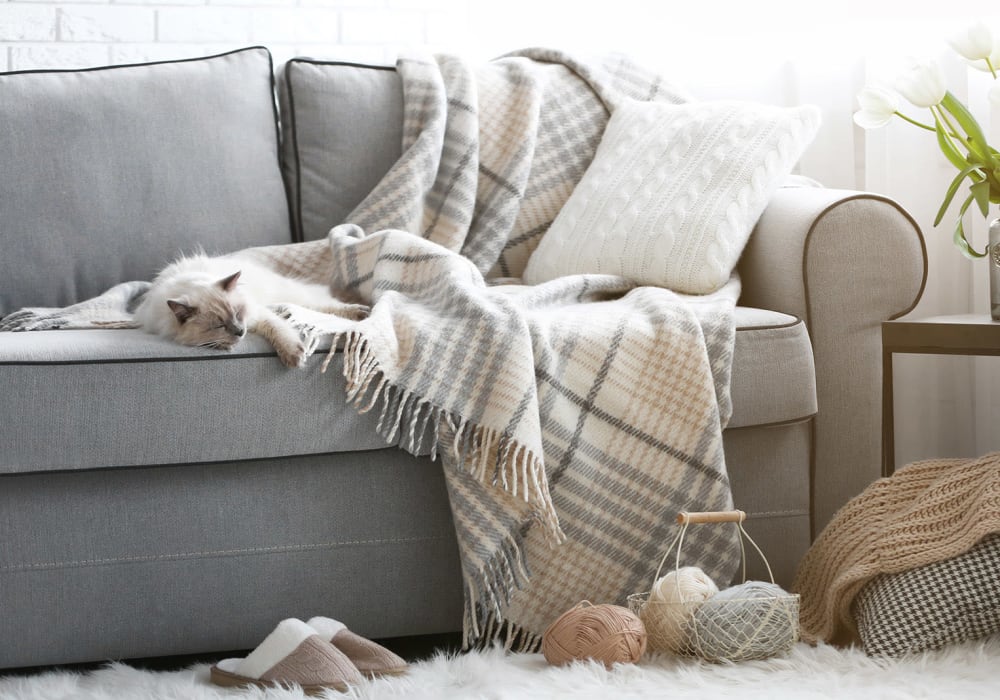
left=3, top=639, right=999, bottom=700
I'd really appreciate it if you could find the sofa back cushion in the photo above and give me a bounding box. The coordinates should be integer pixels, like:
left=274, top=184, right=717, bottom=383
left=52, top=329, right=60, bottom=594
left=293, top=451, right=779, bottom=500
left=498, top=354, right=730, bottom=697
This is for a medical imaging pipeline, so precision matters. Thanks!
left=0, top=47, right=292, bottom=316
left=279, top=59, right=403, bottom=242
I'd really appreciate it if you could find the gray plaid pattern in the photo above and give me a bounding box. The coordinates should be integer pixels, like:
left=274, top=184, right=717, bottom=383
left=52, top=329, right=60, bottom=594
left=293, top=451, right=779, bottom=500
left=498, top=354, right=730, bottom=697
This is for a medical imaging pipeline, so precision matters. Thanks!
left=310, top=222, right=740, bottom=646
left=0, top=280, right=149, bottom=331
left=487, top=51, right=690, bottom=279
left=0, top=50, right=740, bottom=647
left=309, top=50, right=738, bottom=645
left=853, top=533, right=1000, bottom=658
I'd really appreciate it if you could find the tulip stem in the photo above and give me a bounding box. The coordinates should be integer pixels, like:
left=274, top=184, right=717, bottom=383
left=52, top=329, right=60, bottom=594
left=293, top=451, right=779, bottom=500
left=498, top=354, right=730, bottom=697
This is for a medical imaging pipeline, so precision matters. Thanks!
left=933, top=105, right=969, bottom=152
left=894, top=111, right=936, bottom=132
left=986, top=57, right=998, bottom=80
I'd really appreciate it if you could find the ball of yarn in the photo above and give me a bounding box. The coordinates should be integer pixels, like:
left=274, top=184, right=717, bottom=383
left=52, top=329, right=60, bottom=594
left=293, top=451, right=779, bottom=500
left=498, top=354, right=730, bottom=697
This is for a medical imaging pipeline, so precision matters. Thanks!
left=649, top=566, right=719, bottom=604
left=691, top=580, right=797, bottom=661
left=542, top=601, right=647, bottom=668
left=642, top=566, right=718, bottom=653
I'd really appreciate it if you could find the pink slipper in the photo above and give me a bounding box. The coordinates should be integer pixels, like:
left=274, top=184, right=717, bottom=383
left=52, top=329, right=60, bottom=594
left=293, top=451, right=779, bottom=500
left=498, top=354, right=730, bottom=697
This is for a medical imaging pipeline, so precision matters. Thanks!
left=307, top=616, right=409, bottom=677
left=210, top=618, right=364, bottom=695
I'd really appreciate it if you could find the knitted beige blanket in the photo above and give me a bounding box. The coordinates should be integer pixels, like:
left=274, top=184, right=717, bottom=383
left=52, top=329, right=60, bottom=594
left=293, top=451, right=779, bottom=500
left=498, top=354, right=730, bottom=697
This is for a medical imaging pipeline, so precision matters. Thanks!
left=793, top=452, right=1000, bottom=644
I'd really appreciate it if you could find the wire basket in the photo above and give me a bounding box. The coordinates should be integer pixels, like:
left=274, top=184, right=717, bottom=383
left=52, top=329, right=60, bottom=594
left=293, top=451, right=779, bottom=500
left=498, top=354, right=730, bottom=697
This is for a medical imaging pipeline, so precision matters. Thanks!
left=626, top=510, right=799, bottom=662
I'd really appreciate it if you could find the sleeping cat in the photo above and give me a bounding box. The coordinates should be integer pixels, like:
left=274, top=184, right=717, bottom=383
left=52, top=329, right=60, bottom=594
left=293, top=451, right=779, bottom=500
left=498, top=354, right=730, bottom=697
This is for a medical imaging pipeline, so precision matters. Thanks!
left=134, top=252, right=367, bottom=368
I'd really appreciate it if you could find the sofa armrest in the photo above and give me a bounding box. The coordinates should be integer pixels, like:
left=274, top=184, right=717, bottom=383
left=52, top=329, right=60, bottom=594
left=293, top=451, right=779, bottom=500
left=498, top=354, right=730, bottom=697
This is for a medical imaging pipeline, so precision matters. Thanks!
left=738, top=186, right=927, bottom=537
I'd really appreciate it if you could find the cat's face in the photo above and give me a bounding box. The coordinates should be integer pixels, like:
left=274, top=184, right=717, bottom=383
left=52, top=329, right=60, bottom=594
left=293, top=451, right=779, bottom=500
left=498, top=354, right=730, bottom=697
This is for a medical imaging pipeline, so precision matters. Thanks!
left=167, top=271, right=248, bottom=350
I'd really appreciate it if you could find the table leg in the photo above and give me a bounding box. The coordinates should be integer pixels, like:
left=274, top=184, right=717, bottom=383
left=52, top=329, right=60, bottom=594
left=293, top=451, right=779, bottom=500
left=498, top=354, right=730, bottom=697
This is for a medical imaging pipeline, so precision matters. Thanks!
left=882, top=348, right=894, bottom=477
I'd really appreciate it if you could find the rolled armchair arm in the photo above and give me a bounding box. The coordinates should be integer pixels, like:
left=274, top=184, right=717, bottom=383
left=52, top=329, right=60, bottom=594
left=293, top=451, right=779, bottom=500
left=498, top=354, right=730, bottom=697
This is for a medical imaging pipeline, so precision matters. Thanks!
left=738, top=186, right=927, bottom=537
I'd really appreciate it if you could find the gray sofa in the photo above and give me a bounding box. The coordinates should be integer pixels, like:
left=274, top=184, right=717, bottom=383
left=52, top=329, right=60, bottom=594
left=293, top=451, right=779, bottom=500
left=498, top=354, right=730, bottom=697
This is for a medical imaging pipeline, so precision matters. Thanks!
left=0, top=46, right=926, bottom=670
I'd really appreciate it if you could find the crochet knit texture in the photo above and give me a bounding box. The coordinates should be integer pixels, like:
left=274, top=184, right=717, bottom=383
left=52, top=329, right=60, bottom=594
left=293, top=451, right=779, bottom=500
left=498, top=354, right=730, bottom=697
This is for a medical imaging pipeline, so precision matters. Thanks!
left=792, top=452, right=1000, bottom=644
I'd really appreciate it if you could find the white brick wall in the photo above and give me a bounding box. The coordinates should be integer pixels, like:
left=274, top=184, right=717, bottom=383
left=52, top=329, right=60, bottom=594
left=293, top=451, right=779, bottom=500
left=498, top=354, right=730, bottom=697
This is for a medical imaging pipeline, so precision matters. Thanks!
left=0, top=0, right=472, bottom=72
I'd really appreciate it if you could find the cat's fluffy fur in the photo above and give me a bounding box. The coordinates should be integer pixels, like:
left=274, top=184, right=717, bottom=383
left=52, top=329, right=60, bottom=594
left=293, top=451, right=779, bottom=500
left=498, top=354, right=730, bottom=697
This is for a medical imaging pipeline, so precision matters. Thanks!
left=134, top=252, right=367, bottom=367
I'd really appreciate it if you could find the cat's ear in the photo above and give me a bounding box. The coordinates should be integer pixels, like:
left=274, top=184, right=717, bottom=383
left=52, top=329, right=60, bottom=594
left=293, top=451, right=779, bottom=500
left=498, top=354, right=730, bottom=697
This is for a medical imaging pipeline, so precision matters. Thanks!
left=219, top=271, right=241, bottom=292
left=167, top=299, right=197, bottom=324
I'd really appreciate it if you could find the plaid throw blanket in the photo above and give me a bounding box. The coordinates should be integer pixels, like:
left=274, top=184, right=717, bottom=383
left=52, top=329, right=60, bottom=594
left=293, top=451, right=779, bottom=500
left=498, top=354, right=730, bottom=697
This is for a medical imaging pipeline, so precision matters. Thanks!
left=1, top=49, right=741, bottom=647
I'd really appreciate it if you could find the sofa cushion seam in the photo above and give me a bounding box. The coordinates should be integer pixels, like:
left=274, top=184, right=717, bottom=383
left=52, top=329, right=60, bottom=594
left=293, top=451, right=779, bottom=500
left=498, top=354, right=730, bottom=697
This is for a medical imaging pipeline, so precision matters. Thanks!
left=1, top=534, right=453, bottom=572
left=746, top=509, right=809, bottom=518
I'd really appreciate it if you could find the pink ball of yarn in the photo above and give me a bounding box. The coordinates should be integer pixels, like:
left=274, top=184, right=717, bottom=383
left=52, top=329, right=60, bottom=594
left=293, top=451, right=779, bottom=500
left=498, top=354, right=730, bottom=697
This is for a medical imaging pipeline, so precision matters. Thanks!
left=542, top=601, right=647, bottom=668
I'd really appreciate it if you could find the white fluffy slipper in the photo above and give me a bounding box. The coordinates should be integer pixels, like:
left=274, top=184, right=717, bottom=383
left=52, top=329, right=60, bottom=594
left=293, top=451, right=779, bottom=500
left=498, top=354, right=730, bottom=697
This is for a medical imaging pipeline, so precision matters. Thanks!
left=210, top=618, right=363, bottom=695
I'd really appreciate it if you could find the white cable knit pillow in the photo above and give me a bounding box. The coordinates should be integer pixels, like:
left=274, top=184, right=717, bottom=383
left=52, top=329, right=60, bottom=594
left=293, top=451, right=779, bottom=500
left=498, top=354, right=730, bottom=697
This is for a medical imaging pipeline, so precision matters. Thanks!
left=522, top=99, right=821, bottom=294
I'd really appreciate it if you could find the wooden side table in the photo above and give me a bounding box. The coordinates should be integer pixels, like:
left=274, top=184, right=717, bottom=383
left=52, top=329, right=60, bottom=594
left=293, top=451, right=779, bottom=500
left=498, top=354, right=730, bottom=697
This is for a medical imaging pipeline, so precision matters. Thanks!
left=882, top=314, right=1000, bottom=476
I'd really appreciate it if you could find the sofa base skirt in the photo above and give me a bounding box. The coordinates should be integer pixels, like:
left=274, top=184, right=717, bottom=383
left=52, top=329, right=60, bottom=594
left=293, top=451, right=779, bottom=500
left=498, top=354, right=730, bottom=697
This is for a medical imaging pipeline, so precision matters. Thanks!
left=0, top=420, right=812, bottom=670
left=724, top=419, right=813, bottom=587
left=0, top=449, right=464, bottom=670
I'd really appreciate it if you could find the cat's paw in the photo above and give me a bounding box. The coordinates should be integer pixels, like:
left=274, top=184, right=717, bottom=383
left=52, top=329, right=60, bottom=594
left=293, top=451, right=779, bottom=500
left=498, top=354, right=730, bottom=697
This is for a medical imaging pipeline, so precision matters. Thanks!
left=337, top=303, right=370, bottom=321
left=270, top=303, right=297, bottom=320
left=276, top=340, right=308, bottom=369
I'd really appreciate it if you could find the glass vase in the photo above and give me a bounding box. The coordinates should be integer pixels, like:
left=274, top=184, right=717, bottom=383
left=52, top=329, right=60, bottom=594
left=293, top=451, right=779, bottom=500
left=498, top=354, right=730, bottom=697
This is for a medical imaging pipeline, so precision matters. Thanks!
left=992, top=218, right=1000, bottom=321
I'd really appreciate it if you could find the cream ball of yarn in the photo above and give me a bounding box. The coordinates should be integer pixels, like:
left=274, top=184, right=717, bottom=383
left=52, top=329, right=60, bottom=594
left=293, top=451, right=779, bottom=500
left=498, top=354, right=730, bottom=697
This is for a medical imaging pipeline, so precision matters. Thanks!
left=642, top=566, right=719, bottom=653
left=691, top=580, right=796, bottom=661
left=649, top=566, right=720, bottom=604
left=542, top=602, right=647, bottom=668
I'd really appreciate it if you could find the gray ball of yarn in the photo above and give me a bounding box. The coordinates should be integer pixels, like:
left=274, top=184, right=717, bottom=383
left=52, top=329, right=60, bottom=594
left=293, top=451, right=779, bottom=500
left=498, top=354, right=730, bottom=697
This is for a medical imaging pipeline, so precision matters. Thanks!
left=691, top=581, right=797, bottom=661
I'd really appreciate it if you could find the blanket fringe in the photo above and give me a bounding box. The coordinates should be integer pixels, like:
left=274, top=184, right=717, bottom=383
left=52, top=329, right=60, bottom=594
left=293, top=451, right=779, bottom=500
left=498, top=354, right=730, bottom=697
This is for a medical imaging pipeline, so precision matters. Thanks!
left=322, top=329, right=564, bottom=543
left=461, top=529, right=534, bottom=649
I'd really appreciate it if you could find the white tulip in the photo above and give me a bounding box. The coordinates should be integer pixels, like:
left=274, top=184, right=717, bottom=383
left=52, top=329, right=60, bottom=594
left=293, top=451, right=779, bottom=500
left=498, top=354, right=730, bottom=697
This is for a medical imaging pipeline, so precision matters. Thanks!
left=948, top=21, right=994, bottom=61
left=894, top=57, right=947, bottom=108
left=853, top=86, right=899, bottom=129
left=967, top=39, right=1000, bottom=73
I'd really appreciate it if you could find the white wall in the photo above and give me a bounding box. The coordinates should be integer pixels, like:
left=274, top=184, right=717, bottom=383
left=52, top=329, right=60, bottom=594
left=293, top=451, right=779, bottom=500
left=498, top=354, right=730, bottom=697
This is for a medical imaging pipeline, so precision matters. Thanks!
left=0, top=0, right=471, bottom=72
left=4, top=0, right=987, bottom=193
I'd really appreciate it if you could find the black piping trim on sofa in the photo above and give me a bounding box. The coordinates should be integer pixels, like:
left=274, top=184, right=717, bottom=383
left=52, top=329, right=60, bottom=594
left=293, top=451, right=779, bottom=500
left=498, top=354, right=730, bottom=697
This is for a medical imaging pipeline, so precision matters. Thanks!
left=800, top=194, right=928, bottom=334
left=283, top=58, right=397, bottom=242
left=0, top=45, right=270, bottom=78
left=284, top=61, right=304, bottom=243
left=0, top=445, right=428, bottom=479
left=724, top=414, right=815, bottom=431
left=0, top=347, right=341, bottom=367
left=293, top=59, right=397, bottom=72
left=734, top=318, right=804, bottom=333
left=0, top=354, right=283, bottom=366
left=1, top=46, right=294, bottom=245
left=0, top=47, right=284, bottom=156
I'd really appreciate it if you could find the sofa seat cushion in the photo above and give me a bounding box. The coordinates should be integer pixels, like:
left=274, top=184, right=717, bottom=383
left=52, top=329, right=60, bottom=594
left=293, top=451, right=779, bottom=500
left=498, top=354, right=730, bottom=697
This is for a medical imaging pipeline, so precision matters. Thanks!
left=0, top=307, right=813, bottom=474
left=0, top=47, right=292, bottom=317
left=729, top=307, right=816, bottom=428
left=0, top=330, right=388, bottom=475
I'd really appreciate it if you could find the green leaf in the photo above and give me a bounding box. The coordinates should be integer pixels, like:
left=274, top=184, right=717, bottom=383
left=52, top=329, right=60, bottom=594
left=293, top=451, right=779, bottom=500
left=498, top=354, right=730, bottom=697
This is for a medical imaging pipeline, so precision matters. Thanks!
left=935, top=114, right=972, bottom=171
left=986, top=169, right=1000, bottom=202
left=972, top=179, right=992, bottom=218
left=953, top=193, right=988, bottom=259
left=942, top=92, right=996, bottom=168
left=935, top=165, right=984, bottom=226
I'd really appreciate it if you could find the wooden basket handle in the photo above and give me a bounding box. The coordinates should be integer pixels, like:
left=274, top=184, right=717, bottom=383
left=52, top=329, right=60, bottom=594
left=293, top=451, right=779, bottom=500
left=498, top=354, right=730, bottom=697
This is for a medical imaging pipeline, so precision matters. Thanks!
left=650, top=509, right=773, bottom=589
left=676, top=510, right=746, bottom=525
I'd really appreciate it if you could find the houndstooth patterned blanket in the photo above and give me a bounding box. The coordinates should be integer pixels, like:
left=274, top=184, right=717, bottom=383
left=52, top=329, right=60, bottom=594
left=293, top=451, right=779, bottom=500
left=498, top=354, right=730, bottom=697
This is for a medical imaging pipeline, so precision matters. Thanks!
left=0, top=49, right=741, bottom=647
